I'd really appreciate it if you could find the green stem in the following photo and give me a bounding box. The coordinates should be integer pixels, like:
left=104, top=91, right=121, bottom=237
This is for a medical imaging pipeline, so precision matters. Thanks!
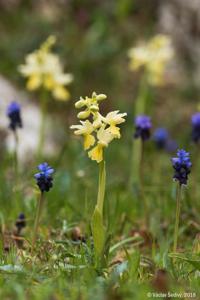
left=173, top=183, right=182, bottom=253
left=135, top=74, right=148, bottom=115
left=96, top=160, right=106, bottom=215
left=13, top=130, right=19, bottom=179
left=139, top=140, right=149, bottom=226
left=37, top=90, right=48, bottom=159
left=91, top=159, right=106, bottom=263
left=32, top=192, right=45, bottom=251
left=129, top=74, right=149, bottom=190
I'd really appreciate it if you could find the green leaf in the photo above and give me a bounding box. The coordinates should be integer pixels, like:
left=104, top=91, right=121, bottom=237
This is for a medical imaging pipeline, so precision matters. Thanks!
left=168, top=253, right=200, bottom=270
left=91, top=205, right=105, bottom=257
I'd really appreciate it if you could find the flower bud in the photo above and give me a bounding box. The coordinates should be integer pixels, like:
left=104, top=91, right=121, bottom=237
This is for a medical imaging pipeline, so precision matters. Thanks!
left=77, top=110, right=90, bottom=119
left=92, top=92, right=97, bottom=98
left=96, top=94, right=107, bottom=101
left=90, top=105, right=99, bottom=112
left=75, top=100, right=86, bottom=109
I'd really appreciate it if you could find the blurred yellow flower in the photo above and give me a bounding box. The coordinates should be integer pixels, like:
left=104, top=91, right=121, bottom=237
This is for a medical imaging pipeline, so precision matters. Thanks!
left=128, top=34, right=174, bottom=86
left=19, top=35, right=73, bottom=101
left=70, top=92, right=127, bottom=163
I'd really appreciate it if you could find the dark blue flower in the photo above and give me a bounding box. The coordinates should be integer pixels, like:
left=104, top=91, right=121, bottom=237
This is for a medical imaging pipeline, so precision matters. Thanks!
left=171, top=149, right=192, bottom=185
left=15, top=213, right=26, bottom=231
left=191, top=112, right=200, bottom=143
left=7, top=101, right=22, bottom=131
left=34, top=162, right=54, bottom=192
left=153, top=128, right=169, bottom=149
left=134, top=115, right=152, bottom=141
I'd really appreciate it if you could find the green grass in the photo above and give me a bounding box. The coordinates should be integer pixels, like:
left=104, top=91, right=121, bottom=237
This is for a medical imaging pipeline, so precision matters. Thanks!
left=0, top=127, right=199, bottom=300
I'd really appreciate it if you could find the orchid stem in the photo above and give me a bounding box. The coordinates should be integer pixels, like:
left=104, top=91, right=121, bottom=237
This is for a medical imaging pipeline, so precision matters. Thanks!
left=91, top=160, right=106, bottom=265
left=130, top=74, right=148, bottom=190
left=37, top=90, right=47, bottom=159
left=97, top=160, right=106, bottom=215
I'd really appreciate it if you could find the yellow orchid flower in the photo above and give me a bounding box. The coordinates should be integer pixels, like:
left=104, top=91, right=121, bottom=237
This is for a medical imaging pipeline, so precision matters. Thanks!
left=70, top=120, right=95, bottom=150
left=93, top=112, right=104, bottom=129
left=88, top=126, right=114, bottom=163
left=103, top=110, right=127, bottom=138
left=128, top=34, right=174, bottom=86
left=71, top=92, right=127, bottom=163
left=19, top=35, right=73, bottom=101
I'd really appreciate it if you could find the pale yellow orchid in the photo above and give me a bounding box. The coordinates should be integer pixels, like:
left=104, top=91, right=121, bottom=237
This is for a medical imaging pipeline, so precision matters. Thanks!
left=103, top=110, right=127, bottom=138
left=128, top=34, right=174, bottom=86
left=88, top=126, right=114, bottom=163
left=70, top=120, right=95, bottom=150
left=71, top=92, right=127, bottom=163
left=19, top=35, right=73, bottom=101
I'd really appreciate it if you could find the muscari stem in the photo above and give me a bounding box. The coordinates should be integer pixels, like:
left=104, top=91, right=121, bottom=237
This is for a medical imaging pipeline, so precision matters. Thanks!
left=13, top=130, right=19, bottom=179
left=32, top=192, right=45, bottom=250
left=173, top=183, right=182, bottom=253
left=96, top=160, right=106, bottom=215
left=37, top=90, right=48, bottom=159
left=139, top=140, right=149, bottom=226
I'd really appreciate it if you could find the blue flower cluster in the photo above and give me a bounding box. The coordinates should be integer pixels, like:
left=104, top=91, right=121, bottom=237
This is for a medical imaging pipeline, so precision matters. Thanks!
left=15, top=213, right=26, bottom=232
left=134, top=115, right=152, bottom=141
left=7, top=101, right=22, bottom=131
left=153, top=127, right=177, bottom=152
left=153, top=128, right=169, bottom=149
left=191, top=112, right=200, bottom=143
left=171, top=149, right=192, bottom=185
left=34, top=163, right=54, bottom=192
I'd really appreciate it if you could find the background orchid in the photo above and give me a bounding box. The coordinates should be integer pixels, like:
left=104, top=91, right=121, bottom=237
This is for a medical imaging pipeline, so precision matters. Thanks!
left=19, top=35, right=73, bottom=101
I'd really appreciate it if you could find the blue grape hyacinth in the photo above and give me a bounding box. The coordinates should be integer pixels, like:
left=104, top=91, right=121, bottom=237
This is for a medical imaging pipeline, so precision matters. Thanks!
left=134, top=115, right=152, bottom=141
left=171, top=149, right=192, bottom=185
left=15, top=213, right=26, bottom=232
left=191, top=112, right=200, bottom=143
left=34, top=162, right=54, bottom=192
left=153, top=128, right=169, bottom=149
left=7, top=101, right=22, bottom=131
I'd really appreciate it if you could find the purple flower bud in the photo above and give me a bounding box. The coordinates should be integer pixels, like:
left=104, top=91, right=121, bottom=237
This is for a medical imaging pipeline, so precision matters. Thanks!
left=34, top=162, right=54, bottom=192
left=153, top=128, right=169, bottom=149
left=191, top=112, right=200, bottom=143
left=7, top=101, right=22, bottom=131
left=171, top=149, right=192, bottom=185
left=134, top=115, right=152, bottom=141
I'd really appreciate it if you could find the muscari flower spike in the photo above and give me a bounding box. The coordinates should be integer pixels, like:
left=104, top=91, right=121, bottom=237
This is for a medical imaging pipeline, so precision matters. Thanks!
left=15, top=213, right=26, bottom=232
left=153, top=128, right=169, bottom=149
left=134, top=115, right=152, bottom=141
left=7, top=101, right=22, bottom=131
left=34, top=162, right=54, bottom=192
left=171, top=149, right=192, bottom=186
left=191, top=112, right=200, bottom=143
